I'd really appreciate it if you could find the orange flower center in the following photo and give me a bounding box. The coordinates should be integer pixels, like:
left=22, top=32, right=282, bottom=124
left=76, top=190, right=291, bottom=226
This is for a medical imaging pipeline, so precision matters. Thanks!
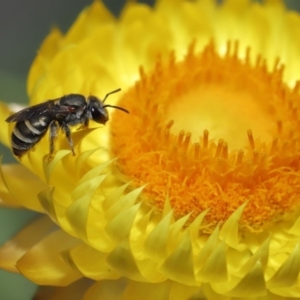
left=110, top=41, right=300, bottom=231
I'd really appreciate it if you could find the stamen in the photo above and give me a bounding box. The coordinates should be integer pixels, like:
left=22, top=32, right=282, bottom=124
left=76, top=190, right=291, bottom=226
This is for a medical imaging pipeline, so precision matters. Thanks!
left=236, top=149, right=244, bottom=165
left=260, top=152, right=267, bottom=166
left=215, top=139, right=224, bottom=158
left=221, top=142, right=228, bottom=160
left=182, top=132, right=191, bottom=152
left=270, top=137, right=278, bottom=155
left=193, top=143, right=200, bottom=160
left=273, top=57, right=281, bottom=72
left=203, top=129, right=209, bottom=150
left=277, top=120, right=282, bottom=134
left=245, top=46, right=250, bottom=65
left=166, top=120, right=174, bottom=130
left=247, top=130, right=255, bottom=150
left=164, top=120, right=174, bottom=143
left=255, top=54, right=262, bottom=67
left=178, top=130, right=185, bottom=145
left=293, top=81, right=300, bottom=94
left=253, top=150, right=259, bottom=164
left=139, top=66, right=146, bottom=81
left=233, top=40, right=239, bottom=60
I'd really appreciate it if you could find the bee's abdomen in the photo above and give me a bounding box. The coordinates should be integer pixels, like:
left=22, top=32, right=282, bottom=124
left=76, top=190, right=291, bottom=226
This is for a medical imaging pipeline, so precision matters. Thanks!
left=11, top=117, right=49, bottom=157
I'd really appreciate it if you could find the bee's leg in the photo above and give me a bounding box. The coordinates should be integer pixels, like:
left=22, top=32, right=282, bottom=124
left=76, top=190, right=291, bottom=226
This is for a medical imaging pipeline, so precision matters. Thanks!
left=83, top=117, right=89, bottom=128
left=61, top=123, right=75, bottom=156
left=77, top=117, right=89, bottom=130
left=48, top=120, right=59, bottom=161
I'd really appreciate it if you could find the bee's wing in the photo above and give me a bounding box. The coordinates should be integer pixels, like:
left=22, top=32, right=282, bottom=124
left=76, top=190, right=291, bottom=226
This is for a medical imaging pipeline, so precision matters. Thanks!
left=5, top=100, right=69, bottom=123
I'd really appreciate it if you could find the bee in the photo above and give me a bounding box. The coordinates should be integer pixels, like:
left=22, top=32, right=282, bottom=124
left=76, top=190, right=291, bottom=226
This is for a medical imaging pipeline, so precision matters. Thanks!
left=5, top=88, right=128, bottom=160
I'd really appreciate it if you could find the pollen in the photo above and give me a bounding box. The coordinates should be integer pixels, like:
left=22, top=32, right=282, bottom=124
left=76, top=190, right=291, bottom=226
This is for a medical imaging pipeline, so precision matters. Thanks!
left=110, top=41, right=300, bottom=231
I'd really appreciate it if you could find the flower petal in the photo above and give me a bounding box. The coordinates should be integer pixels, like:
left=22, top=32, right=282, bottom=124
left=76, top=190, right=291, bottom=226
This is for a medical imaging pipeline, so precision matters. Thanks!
left=83, top=279, right=127, bottom=300
left=119, top=2, right=173, bottom=73
left=121, top=280, right=172, bottom=300
left=169, top=282, right=200, bottom=300
left=38, top=187, right=75, bottom=236
left=43, top=150, right=70, bottom=184
left=107, top=239, right=147, bottom=282
left=0, top=162, right=47, bottom=211
left=16, top=229, right=82, bottom=285
left=64, top=1, right=115, bottom=44
left=198, top=241, right=228, bottom=283
left=0, top=101, right=13, bottom=148
left=144, top=211, right=173, bottom=263
left=0, top=215, right=55, bottom=272
left=237, top=236, right=270, bottom=277
left=267, top=243, right=300, bottom=288
left=63, top=243, right=119, bottom=281
left=34, top=278, right=93, bottom=300
left=217, top=261, right=266, bottom=297
left=66, top=175, right=106, bottom=242
left=159, top=232, right=196, bottom=285
left=27, top=27, right=63, bottom=99
left=219, top=201, right=247, bottom=249
left=105, top=202, right=141, bottom=244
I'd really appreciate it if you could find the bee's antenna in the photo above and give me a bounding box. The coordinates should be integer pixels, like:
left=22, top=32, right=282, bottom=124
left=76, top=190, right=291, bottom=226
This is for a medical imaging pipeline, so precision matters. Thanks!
left=103, top=88, right=121, bottom=103
left=103, top=105, right=129, bottom=114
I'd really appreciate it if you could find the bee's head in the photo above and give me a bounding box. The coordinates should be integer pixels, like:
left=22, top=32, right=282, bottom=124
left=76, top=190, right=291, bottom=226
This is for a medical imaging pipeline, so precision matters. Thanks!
left=87, top=96, right=109, bottom=124
left=87, top=89, right=129, bottom=125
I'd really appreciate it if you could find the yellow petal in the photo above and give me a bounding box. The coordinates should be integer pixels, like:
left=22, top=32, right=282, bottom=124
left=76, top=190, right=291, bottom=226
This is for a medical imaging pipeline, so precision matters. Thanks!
left=27, top=27, right=63, bottom=99
left=66, top=175, right=106, bottom=242
left=107, top=239, right=147, bottom=282
left=16, top=230, right=82, bottom=285
left=267, top=243, right=300, bottom=288
left=83, top=279, right=127, bottom=300
left=160, top=232, right=196, bottom=285
left=63, top=243, right=119, bottom=281
left=0, top=101, right=13, bottom=148
left=237, top=236, right=270, bottom=277
left=0, top=216, right=55, bottom=272
left=119, top=2, right=172, bottom=72
left=198, top=241, right=228, bottom=283
left=0, top=162, right=46, bottom=211
left=64, top=1, right=115, bottom=45
left=219, top=201, right=248, bottom=249
left=220, top=261, right=266, bottom=297
left=43, top=150, right=70, bottom=184
left=105, top=203, right=141, bottom=243
left=194, top=225, right=220, bottom=268
left=144, top=211, right=173, bottom=263
left=121, top=280, right=172, bottom=300
left=169, top=282, right=200, bottom=300
left=38, top=187, right=75, bottom=237
left=34, top=278, right=92, bottom=300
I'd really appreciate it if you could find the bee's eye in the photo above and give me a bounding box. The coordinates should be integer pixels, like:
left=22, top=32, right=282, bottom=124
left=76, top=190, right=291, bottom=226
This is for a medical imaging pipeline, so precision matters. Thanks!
left=91, top=107, right=107, bottom=124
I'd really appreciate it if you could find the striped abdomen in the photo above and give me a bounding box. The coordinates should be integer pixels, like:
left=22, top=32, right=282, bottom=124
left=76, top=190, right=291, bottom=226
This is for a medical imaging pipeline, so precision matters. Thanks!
left=11, top=116, right=51, bottom=157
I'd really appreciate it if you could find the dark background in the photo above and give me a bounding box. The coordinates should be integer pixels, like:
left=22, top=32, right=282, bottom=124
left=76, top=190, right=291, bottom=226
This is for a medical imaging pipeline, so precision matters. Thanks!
left=0, top=1, right=299, bottom=299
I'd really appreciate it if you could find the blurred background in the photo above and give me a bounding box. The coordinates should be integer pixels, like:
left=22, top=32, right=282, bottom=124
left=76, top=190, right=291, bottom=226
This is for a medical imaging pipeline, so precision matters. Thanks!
left=0, top=0, right=299, bottom=299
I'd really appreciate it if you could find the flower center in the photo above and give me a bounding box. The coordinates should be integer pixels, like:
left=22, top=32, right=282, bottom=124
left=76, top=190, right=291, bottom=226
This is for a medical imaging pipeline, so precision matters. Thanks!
left=167, top=83, right=273, bottom=150
left=110, top=41, right=300, bottom=231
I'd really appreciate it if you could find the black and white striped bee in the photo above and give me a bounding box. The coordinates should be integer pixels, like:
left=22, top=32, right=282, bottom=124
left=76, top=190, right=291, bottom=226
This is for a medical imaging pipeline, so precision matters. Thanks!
left=5, top=88, right=128, bottom=160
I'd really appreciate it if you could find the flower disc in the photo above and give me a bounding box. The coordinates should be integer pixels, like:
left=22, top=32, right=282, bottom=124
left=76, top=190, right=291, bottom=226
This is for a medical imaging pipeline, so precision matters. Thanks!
left=111, top=41, right=300, bottom=232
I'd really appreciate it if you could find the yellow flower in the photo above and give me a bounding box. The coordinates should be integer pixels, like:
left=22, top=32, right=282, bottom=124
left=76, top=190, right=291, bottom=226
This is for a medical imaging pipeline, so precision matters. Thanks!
left=1, top=0, right=300, bottom=299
